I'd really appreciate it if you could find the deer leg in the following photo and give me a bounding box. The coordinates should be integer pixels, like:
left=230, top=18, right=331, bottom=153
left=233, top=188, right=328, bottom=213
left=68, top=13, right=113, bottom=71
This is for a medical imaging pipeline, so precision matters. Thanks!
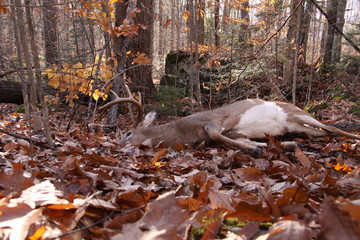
left=289, top=115, right=360, bottom=140
left=281, top=141, right=302, bottom=149
left=233, top=138, right=301, bottom=149
left=226, top=131, right=300, bottom=149
left=288, top=122, right=328, bottom=136
left=204, top=123, right=261, bottom=155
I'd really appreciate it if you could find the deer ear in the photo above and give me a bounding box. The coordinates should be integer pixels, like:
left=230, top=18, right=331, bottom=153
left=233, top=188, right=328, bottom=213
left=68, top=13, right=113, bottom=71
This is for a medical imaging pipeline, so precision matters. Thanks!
left=142, top=111, right=157, bottom=127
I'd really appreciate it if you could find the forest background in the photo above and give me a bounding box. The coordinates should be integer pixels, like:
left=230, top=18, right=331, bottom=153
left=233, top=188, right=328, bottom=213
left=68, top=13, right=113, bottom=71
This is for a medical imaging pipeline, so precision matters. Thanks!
left=0, top=0, right=359, bottom=139
left=0, top=0, right=360, bottom=239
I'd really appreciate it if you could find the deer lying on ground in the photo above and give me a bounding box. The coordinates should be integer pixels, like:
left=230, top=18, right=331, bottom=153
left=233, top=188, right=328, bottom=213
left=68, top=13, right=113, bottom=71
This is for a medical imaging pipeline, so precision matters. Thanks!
left=100, top=85, right=360, bottom=155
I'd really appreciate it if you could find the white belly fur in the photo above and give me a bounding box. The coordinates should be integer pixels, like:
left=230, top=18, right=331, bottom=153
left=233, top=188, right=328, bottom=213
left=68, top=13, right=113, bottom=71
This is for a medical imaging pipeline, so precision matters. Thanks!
left=234, top=102, right=288, bottom=138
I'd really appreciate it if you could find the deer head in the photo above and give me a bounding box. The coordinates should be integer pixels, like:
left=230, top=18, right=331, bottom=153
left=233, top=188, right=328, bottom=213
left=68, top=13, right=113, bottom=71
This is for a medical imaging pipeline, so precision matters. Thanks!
left=100, top=85, right=360, bottom=155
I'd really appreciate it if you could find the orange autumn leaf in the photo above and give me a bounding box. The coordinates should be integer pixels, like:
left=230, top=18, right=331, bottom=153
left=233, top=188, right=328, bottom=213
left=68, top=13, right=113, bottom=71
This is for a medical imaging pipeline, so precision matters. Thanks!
left=151, top=149, right=168, bottom=164
left=46, top=203, right=78, bottom=210
left=326, top=162, right=352, bottom=173
left=29, top=225, right=46, bottom=240
left=162, top=19, right=172, bottom=28
left=132, top=53, right=152, bottom=65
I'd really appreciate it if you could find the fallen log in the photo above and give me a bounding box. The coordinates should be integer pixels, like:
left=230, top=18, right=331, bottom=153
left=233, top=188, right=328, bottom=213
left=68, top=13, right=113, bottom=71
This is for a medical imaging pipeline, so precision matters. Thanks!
left=0, top=81, right=23, bottom=104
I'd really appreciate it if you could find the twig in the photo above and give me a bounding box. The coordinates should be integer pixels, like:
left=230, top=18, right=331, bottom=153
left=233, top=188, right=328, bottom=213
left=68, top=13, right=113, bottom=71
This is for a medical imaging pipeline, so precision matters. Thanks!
left=49, top=205, right=145, bottom=240
left=0, top=128, right=54, bottom=149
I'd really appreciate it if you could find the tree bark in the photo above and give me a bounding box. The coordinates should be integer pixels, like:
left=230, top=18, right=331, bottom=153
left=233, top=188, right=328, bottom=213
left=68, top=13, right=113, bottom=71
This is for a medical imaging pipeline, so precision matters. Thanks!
left=332, top=0, right=347, bottom=63
left=309, top=0, right=359, bottom=54
left=9, top=1, right=30, bottom=119
left=127, top=0, right=154, bottom=94
left=25, top=0, right=54, bottom=147
left=222, top=0, right=230, bottom=32
left=214, top=0, right=220, bottom=47
left=239, top=0, right=251, bottom=50
left=157, top=0, right=164, bottom=56
left=42, top=0, right=59, bottom=66
left=323, top=0, right=337, bottom=66
left=197, top=0, right=205, bottom=45
left=15, top=0, right=43, bottom=132
left=283, top=0, right=302, bottom=87
left=298, top=0, right=314, bottom=63
left=108, top=0, right=139, bottom=126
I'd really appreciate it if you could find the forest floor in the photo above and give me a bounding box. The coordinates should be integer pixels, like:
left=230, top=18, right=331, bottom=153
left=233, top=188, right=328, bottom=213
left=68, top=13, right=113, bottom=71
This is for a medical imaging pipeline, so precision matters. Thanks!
left=0, top=73, right=360, bottom=239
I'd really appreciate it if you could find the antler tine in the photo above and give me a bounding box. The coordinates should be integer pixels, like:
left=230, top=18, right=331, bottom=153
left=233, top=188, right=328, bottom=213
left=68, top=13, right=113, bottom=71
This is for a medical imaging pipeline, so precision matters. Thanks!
left=99, top=84, right=143, bottom=127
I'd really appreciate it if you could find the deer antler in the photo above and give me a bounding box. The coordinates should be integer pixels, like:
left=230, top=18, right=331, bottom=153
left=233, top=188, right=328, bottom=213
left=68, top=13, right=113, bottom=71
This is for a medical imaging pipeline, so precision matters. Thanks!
left=99, top=84, right=143, bottom=127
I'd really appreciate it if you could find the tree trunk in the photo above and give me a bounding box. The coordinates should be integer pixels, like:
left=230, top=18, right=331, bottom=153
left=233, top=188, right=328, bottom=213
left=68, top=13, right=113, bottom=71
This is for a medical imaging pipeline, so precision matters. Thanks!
left=214, top=0, right=220, bottom=47
left=25, top=0, right=54, bottom=147
left=158, top=0, right=164, bottom=56
left=42, top=0, right=59, bottom=66
left=108, top=0, right=141, bottom=126
left=323, top=0, right=337, bottom=66
left=9, top=1, right=30, bottom=119
left=174, top=0, right=179, bottom=49
left=15, top=0, right=42, bottom=132
left=127, top=0, right=155, bottom=94
left=332, top=0, right=347, bottom=63
left=222, top=0, right=230, bottom=32
left=298, top=0, right=314, bottom=63
left=197, top=0, right=205, bottom=45
left=283, top=0, right=302, bottom=88
left=239, top=0, right=251, bottom=50
left=319, top=0, right=327, bottom=58
left=187, top=0, right=195, bottom=99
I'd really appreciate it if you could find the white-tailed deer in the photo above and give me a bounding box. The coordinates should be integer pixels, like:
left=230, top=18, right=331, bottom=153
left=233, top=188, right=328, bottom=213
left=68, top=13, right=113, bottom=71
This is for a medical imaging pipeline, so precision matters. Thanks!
left=100, top=85, right=360, bottom=155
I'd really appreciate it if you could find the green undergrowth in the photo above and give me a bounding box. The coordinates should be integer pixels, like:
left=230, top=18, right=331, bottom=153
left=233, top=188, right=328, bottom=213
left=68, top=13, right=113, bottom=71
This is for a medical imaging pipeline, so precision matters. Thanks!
left=190, top=217, right=273, bottom=240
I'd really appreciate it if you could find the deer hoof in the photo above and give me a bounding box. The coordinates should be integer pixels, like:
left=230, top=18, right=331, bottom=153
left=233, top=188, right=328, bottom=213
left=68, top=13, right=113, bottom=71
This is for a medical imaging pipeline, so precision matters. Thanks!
left=253, top=147, right=262, bottom=157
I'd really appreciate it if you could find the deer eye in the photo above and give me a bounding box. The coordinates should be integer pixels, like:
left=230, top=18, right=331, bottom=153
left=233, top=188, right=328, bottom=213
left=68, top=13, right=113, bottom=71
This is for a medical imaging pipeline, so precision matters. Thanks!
left=125, top=131, right=133, bottom=139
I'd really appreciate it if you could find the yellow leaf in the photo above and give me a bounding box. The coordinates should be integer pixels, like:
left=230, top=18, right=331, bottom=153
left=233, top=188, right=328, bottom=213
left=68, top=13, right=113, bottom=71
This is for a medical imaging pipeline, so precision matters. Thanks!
left=92, top=89, right=106, bottom=100
left=93, top=92, right=100, bottom=101
left=73, top=62, right=83, bottom=68
left=109, top=0, right=118, bottom=5
left=48, top=74, right=61, bottom=89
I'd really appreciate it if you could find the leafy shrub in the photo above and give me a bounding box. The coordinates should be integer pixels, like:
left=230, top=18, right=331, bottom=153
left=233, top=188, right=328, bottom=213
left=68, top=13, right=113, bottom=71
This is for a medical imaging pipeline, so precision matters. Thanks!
left=153, top=86, right=185, bottom=116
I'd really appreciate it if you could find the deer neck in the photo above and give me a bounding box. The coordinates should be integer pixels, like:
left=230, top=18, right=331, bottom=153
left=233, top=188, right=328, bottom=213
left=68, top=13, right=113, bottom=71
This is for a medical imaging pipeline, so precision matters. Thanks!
left=139, top=120, right=206, bottom=147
